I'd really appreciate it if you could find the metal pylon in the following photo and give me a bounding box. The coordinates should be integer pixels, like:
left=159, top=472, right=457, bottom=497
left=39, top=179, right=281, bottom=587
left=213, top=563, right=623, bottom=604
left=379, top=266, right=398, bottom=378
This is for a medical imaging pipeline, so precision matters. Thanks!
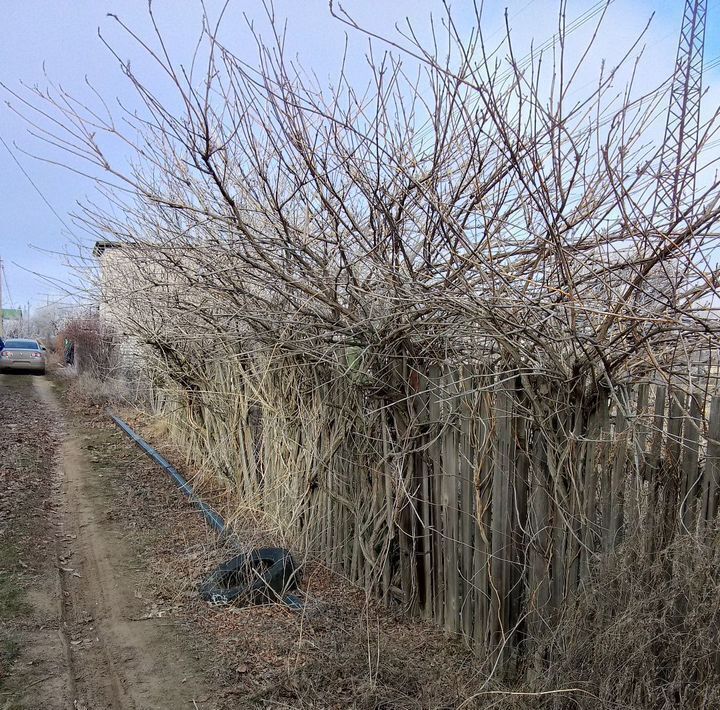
left=654, top=0, right=707, bottom=224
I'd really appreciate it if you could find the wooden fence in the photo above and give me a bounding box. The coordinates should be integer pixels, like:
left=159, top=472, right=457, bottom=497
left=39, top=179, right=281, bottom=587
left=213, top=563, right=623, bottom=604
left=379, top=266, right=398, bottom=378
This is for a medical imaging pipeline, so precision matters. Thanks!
left=153, top=357, right=720, bottom=670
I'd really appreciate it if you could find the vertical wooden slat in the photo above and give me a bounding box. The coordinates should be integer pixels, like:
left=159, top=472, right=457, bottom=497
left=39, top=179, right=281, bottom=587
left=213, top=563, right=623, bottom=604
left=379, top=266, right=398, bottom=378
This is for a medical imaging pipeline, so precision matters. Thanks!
left=489, top=379, right=513, bottom=659
left=322, top=467, right=332, bottom=567
left=566, top=409, right=586, bottom=597
left=662, top=388, right=686, bottom=545
left=580, top=399, right=607, bottom=578
left=550, top=499, right=565, bottom=608
left=382, top=418, right=393, bottom=602
left=416, top=370, right=434, bottom=619
left=472, top=381, right=492, bottom=651
left=510, top=401, right=529, bottom=641
left=627, top=383, right=650, bottom=538
left=396, top=357, right=417, bottom=611
left=645, top=383, right=667, bottom=548
left=527, top=434, right=550, bottom=669
left=459, top=380, right=475, bottom=642
left=702, top=395, right=720, bottom=523
left=331, top=435, right=343, bottom=572
left=599, top=391, right=614, bottom=553
left=442, top=368, right=461, bottom=634
left=548, top=409, right=572, bottom=610
left=399, top=449, right=417, bottom=610
left=428, top=365, right=445, bottom=625
left=634, top=383, right=651, bottom=459
left=680, top=391, right=702, bottom=530
left=608, top=396, right=627, bottom=548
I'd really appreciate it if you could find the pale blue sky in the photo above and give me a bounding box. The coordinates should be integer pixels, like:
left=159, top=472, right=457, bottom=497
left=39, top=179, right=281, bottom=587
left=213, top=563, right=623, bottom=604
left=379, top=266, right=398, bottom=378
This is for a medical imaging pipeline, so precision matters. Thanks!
left=1, top=0, right=719, bottom=312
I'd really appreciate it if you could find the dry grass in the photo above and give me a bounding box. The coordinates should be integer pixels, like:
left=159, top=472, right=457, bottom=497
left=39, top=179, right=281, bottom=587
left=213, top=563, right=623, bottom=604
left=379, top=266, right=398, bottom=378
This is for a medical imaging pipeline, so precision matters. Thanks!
left=479, top=529, right=720, bottom=710
left=64, top=372, right=129, bottom=408
left=17, top=0, right=720, bottom=681
left=91, top=406, right=502, bottom=709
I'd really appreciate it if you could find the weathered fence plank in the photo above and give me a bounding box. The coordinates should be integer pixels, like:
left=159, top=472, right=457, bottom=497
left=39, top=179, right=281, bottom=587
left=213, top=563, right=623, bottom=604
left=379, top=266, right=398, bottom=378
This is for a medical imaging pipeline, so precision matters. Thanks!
left=702, top=394, right=720, bottom=524
left=459, top=384, right=476, bottom=642
left=489, top=379, right=514, bottom=660
left=442, top=369, right=461, bottom=634
left=157, top=356, right=720, bottom=673
left=681, top=390, right=702, bottom=530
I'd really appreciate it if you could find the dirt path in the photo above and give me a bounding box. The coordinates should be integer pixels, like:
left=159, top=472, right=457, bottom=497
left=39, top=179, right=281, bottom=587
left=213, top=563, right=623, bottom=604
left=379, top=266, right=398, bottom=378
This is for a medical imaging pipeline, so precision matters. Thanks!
left=3, top=371, right=492, bottom=709
left=1, top=374, right=218, bottom=709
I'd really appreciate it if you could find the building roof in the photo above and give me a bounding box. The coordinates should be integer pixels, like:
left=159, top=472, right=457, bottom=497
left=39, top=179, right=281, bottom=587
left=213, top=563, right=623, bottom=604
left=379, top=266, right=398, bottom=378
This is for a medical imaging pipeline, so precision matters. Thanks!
left=92, top=240, right=122, bottom=257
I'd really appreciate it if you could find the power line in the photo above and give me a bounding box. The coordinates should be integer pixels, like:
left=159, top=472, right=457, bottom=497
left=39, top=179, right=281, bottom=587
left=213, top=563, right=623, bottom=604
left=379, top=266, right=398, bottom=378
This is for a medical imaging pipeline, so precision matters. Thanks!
left=706, top=55, right=720, bottom=71
left=410, top=0, right=618, bottom=146
left=497, top=0, right=618, bottom=85
left=0, top=134, right=76, bottom=237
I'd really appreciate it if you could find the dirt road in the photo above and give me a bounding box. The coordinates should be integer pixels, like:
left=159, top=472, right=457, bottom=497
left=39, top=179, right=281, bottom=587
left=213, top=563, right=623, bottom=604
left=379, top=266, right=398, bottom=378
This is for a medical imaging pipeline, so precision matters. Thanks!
left=0, top=373, right=218, bottom=709
left=1, top=371, right=494, bottom=710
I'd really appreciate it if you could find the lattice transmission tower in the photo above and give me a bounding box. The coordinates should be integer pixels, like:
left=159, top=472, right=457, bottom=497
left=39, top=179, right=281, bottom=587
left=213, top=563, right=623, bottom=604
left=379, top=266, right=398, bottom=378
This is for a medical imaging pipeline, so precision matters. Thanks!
left=654, top=0, right=708, bottom=224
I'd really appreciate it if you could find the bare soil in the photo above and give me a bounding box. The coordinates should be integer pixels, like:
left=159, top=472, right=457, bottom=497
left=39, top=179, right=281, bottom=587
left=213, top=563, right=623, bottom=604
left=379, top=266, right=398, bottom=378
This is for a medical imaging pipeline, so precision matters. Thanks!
left=0, top=372, right=221, bottom=709
left=3, top=368, right=492, bottom=709
left=108, top=413, right=490, bottom=709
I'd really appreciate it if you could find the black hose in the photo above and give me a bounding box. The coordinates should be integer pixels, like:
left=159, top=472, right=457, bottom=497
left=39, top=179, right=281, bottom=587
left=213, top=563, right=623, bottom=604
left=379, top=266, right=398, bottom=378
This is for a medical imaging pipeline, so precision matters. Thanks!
left=110, top=413, right=226, bottom=534
left=109, top=412, right=304, bottom=610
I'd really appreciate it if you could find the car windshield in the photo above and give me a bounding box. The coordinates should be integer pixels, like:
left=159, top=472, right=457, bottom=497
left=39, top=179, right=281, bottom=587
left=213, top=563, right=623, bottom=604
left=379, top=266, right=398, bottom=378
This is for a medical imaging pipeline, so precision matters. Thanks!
left=4, top=340, right=39, bottom=350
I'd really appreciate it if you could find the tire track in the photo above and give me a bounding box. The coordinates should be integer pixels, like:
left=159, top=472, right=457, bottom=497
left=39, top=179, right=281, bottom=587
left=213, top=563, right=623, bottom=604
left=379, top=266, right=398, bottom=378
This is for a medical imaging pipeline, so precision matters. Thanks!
left=33, top=377, right=215, bottom=709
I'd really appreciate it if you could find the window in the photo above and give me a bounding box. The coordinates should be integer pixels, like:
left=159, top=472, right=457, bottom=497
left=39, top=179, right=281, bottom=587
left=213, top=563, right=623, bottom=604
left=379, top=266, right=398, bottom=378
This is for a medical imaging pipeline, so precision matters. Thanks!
left=4, top=340, right=39, bottom=350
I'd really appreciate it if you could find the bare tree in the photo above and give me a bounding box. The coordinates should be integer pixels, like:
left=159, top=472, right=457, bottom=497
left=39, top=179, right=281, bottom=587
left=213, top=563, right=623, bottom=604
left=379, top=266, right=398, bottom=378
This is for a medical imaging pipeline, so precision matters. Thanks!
left=7, top=1, right=720, bottom=698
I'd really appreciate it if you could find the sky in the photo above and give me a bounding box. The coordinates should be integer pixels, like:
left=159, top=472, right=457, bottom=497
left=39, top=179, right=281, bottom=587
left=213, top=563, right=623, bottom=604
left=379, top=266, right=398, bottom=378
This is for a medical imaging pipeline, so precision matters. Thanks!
left=1, top=0, right=719, bottom=315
